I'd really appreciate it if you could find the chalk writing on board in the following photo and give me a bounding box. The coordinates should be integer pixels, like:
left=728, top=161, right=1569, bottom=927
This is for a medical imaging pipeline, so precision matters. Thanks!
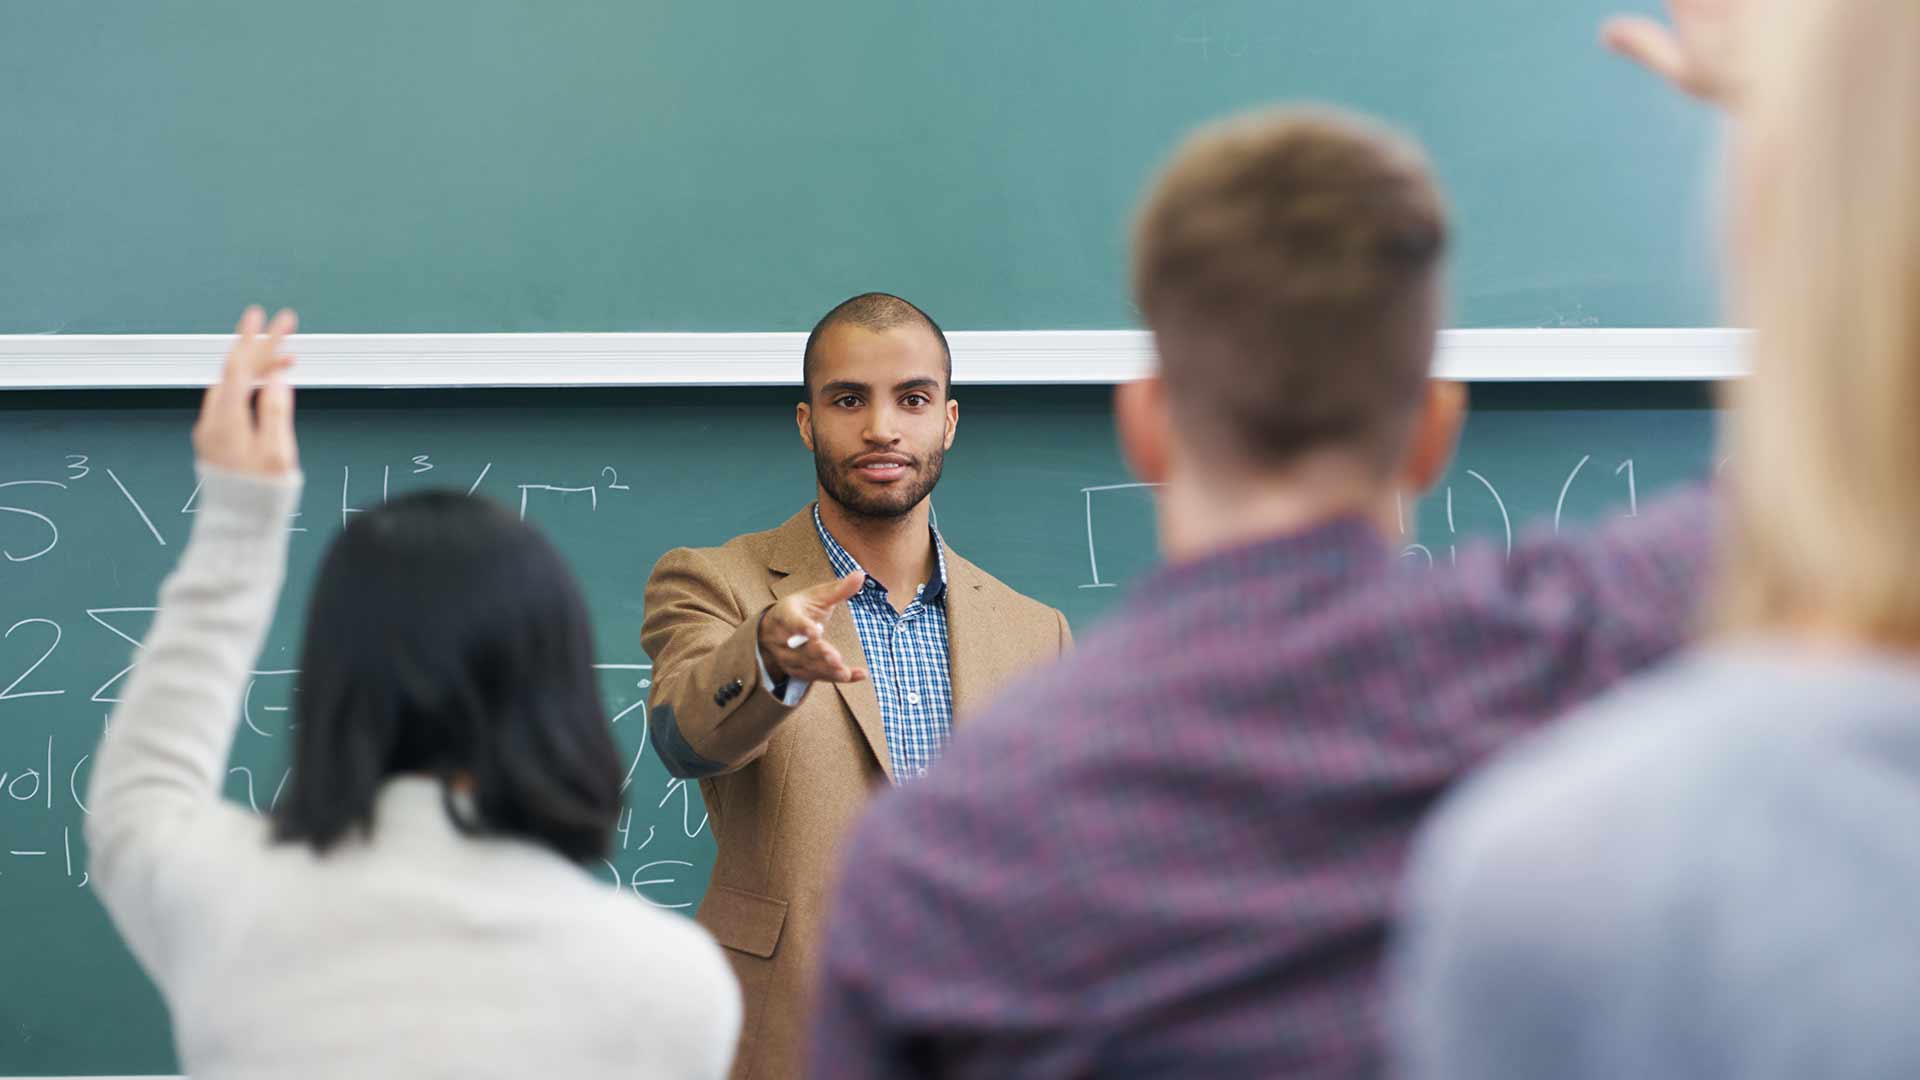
left=86, top=607, right=157, bottom=703
left=241, top=670, right=298, bottom=739
left=228, top=766, right=263, bottom=813
left=1553, top=455, right=1649, bottom=532
left=595, top=663, right=653, bottom=725
left=659, top=778, right=710, bottom=840
left=619, top=740, right=650, bottom=794
left=104, top=468, right=167, bottom=547
left=1, top=619, right=64, bottom=702
left=69, top=751, right=90, bottom=816
left=631, top=860, right=696, bottom=910
left=603, top=824, right=700, bottom=909
left=341, top=466, right=365, bottom=528
left=1554, top=455, right=1593, bottom=532
left=1079, top=482, right=1161, bottom=589
left=1616, top=460, right=1639, bottom=517
left=4, top=439, right=1690, bottom=921
left=0, top=447, right=706, bottom=899
left=519, top=484, right=598, bottom=520
left=218, top=763, right=293, bottom=814
left=1, top=734, right=53, bottom=808
left=615, top=809, right=654, bottom=852
left=1463, top=470, right=1513, bottom=558
left=1079, top=454, right=1663, bottom=587
left=66, top=827, right=85, bottom=888
left=0, top=479, right=66, bottom=562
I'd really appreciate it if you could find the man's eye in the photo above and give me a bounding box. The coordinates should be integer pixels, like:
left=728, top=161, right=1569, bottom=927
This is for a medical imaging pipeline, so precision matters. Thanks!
left=835, top=396, right=862, bottom=408
left=902, top=394, right=930, bottom=407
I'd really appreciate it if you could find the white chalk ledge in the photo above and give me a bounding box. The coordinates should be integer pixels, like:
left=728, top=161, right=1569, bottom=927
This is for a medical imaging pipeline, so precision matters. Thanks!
left=0, top=328, right=1744, bottom=389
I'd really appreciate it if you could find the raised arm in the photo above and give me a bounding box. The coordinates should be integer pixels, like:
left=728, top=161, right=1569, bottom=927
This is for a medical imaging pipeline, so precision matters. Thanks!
left=1603, top=0, right=1749, bottom=105
left=85, top=308, right=302, bottom=961
left=1454, top=486, right=1717, bottom=712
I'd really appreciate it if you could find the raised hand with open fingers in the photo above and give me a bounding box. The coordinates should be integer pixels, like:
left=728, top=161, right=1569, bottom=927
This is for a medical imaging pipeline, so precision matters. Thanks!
left=1602, top=0, right=1747, bottom=105
left=193, top=306, right=300, bottom=477
left=757, top=571, right=871, bottom=686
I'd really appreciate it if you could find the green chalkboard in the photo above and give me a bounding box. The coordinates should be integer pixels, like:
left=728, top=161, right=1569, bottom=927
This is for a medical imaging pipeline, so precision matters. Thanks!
left=1, top=1, right=1717, bottom=335
left=0, top=383, right=1713, bottom=1075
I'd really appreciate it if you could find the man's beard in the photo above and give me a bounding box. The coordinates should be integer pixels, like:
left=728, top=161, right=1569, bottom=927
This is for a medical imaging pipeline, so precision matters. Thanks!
left=814, top=438, right=945, bottom=522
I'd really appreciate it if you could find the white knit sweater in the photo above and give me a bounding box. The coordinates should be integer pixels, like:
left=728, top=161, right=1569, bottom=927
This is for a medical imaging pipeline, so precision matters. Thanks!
left=86, top=467, right=739, bottom=1080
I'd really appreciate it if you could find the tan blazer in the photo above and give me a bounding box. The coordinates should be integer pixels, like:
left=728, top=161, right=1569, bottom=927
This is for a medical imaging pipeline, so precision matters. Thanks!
left=641, top=507, right=1071, bottom=1080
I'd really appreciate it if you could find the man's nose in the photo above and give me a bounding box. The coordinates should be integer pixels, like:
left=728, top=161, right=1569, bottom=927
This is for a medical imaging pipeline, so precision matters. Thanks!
left=863, top=405, right=903, bottom=444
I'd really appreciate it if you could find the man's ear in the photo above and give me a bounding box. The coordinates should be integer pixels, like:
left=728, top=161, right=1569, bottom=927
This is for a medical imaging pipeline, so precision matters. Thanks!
left=1398, top=380, right=1468, bottom=496
left=944, top=396, right=959, bottom=451
left=796, top=401, right=815, bottom=453
left=1114, top=376, right=1173, bottom=485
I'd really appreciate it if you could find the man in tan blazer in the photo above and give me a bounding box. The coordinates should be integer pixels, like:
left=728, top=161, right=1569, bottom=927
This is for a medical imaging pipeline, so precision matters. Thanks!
left=642, top=292, right=1071, bottom=1080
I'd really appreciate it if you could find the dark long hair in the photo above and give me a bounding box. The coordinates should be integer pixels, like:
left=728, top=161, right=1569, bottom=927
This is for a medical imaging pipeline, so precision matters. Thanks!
left=272, top=491, right=622, bottom=863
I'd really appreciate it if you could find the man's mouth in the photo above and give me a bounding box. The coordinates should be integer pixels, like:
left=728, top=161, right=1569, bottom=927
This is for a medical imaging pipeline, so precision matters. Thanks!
left=851, top=456, right=913, bottom=482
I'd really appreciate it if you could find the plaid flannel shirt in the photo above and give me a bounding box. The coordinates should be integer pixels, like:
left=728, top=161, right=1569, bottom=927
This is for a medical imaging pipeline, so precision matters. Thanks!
left=811, top=491, right=1713, bottom=1078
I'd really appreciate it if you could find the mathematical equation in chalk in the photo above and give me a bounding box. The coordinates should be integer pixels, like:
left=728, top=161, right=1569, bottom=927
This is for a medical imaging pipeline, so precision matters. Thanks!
left=1079, top=453, right=1723, bottom=588
left=0, top=657, right=705, bottom=910
left=0, top=451, right=706, bottom=911
left=0, top=453, right=646, bottom=561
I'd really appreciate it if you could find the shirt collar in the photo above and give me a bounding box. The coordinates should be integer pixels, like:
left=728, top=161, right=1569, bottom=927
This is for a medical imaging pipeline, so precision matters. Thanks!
left=813, top=503, right=949, bottom=603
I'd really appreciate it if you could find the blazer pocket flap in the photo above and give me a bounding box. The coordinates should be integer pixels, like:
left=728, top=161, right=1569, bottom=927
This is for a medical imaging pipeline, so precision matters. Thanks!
left=702, top=885, right=788, bottom=959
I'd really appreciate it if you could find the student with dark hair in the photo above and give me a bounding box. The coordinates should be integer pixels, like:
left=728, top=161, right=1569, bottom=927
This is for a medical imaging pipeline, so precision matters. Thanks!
left=272, top=489, right=619, bottom=862
left=86, top=309, right=740, bottom=1080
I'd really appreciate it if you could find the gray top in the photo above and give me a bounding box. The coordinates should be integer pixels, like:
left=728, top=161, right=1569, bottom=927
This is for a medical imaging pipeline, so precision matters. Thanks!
left=1391, top=644, right=1920, bottom=1080
left=87, top=468, right=740, bottom=1080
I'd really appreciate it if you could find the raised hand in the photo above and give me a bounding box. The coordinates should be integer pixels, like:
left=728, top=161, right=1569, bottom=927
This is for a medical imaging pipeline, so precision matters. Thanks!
left=757, top=572, right=870, bottom=685
left=1602, top=0, right=1746, bottom=105
left=192, top=306, right=299, bottom=477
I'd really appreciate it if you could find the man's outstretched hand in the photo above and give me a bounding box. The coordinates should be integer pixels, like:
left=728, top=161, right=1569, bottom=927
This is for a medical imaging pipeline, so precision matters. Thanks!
left=758, top=572, right=870, bottom=686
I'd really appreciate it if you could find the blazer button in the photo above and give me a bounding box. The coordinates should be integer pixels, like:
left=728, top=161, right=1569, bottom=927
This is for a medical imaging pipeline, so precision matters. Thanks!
left=726, top=679, right=744, bottom=694
left=713, top=689, right=729, bottom=707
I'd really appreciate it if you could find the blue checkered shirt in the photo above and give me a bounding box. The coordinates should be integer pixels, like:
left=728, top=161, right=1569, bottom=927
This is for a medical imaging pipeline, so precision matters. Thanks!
left=813, top=505, right=953, bottom=783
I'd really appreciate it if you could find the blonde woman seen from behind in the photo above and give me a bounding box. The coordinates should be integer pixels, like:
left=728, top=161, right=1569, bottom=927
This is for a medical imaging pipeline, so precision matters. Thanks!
left=86, top=310, right=740, bottom=1080
left=1392, top=2, right=1920, bottom=1077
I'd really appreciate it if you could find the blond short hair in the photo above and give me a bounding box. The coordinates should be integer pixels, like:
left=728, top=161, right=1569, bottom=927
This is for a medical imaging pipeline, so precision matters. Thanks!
left=1718, top=0, right=1920, bottom=641
left=1131, top=106, right=1448, bottom=473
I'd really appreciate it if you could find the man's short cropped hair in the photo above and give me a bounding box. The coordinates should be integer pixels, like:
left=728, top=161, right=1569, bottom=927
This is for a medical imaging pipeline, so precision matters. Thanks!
left=1132, top=106, right=1449, bottom=473
left=803, top=293, right=952, bottom=396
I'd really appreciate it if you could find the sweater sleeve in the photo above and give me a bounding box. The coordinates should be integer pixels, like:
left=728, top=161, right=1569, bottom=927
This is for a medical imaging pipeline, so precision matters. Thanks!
left=85, top=465, right=302, bottom=976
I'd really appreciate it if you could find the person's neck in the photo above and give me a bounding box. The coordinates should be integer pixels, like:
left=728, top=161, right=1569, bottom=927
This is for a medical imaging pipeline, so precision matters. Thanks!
left=816, top=491, right=937, bottom=606
left=1155, top=454, right=1399, bottom=565
left=1750, top=615, right=1920, bottom=664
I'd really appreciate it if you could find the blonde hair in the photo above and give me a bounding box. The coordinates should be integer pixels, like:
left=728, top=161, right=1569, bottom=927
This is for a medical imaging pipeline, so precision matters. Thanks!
left=1718, top=0, right=1920, bottom=641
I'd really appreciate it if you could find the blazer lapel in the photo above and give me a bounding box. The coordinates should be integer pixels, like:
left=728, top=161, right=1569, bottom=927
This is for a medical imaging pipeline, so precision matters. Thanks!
left=767, top=508, right=893, bottom=783
left=942, top=548, right=1012, bottom=728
